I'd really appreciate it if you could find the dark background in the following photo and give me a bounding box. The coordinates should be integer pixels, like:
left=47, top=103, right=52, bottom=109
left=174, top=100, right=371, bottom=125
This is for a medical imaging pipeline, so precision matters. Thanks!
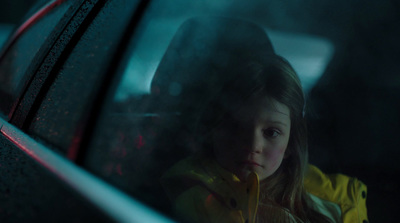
left=1, top=0, right=399, bottom=222
left=0, top=0, right=38, bottom=24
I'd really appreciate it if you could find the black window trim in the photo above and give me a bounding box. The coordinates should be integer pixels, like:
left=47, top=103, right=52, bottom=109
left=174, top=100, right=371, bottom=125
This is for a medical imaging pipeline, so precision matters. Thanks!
left=64, top=0, right=152, bottom=163
left=0, top=0, right=85, bottom=120
left=0, top=0, right=68, bottom=61
left=9, top=0, right=100, bottom=129
left=9, top=0, right=150, bottom=164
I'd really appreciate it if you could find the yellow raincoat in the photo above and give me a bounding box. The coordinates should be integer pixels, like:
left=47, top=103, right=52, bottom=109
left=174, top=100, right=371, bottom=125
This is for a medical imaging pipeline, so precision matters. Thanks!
left=161, top=156, right=368, bottom=223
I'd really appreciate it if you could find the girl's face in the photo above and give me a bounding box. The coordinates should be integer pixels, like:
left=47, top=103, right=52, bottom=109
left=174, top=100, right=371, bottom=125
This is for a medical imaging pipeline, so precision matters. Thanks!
left=212, top=96, right=291, bottom=181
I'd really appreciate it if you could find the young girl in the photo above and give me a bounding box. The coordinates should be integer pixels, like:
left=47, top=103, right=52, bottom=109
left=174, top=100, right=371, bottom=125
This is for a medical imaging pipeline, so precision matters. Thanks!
left=157, top=17, right=368, bottom=223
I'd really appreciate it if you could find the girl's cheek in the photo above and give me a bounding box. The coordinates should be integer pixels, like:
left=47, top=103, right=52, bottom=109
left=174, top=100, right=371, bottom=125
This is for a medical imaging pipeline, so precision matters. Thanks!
left=265, top=146, right=287, bottom=168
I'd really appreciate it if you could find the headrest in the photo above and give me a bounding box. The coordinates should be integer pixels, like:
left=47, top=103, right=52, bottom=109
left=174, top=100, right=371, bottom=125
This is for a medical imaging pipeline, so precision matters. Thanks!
left=150, top=16, right=276, bottom=120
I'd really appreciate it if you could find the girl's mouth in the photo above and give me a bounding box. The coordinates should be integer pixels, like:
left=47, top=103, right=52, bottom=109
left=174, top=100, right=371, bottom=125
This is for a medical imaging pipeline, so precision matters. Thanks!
left=239, top=160, right=262, bottom=167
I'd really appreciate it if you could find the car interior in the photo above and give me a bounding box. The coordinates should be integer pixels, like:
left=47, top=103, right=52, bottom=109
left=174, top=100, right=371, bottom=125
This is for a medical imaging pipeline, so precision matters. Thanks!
left=1, top=0, right=399, bottom=222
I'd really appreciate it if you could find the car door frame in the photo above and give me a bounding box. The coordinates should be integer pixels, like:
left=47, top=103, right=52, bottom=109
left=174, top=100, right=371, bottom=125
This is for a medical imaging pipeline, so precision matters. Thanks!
left=0, top=0, right=175, bottom=221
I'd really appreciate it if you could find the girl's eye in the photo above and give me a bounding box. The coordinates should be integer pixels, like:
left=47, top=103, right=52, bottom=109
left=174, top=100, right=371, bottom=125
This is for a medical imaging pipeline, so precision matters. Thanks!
left=263, top=128, right=281, bottom=138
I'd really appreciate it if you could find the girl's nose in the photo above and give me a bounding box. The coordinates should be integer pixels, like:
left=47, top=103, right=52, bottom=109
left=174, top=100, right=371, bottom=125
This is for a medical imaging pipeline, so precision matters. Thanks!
left=241, top=127, right=262, bottom=154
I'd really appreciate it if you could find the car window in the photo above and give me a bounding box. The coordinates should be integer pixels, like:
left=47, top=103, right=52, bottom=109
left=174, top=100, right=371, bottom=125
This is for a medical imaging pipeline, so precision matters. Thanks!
left=0, top=1, right=74, bottom=118
left=27, top=0, right=140, bottom=157
left=82, top=0, right=334, bottom=217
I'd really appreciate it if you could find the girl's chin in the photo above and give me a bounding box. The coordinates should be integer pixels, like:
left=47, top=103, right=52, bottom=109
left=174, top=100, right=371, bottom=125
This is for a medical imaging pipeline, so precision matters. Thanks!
left=236, top=169, right=259, bottom=181
left=236, top=168, right=273, bottom=182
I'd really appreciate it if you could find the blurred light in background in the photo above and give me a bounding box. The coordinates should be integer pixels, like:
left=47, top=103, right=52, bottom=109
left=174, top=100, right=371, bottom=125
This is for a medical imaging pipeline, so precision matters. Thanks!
left=115, top=19, right=334, bottom=101
left=267, top=29, right=334, bottom=94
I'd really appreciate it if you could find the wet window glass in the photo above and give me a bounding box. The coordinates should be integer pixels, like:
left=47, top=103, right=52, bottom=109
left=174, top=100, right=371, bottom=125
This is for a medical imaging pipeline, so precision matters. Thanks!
left=0, top=1, right=73, bottom=117
left=28, top=0, right=139, bottom=156
left=84, top=0, right=336, bottom=218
